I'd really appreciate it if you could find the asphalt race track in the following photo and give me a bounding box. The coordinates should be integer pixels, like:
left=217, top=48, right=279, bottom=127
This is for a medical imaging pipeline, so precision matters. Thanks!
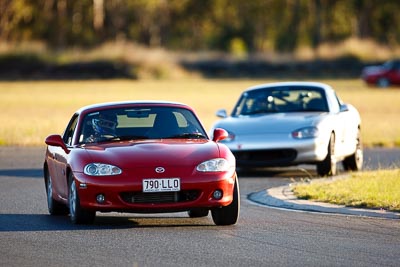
left=1, top=147, right=399, bottom=267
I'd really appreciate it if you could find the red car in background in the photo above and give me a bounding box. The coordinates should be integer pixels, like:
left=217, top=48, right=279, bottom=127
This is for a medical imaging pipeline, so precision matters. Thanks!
left=44, top=101, right=239, bottom=225
left=361, top=60, right=400, bottom=87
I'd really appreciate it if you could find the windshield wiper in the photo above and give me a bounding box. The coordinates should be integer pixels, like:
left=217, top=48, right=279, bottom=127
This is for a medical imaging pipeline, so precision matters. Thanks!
left=116, top=135, right=148, bottom=141
left=168, top=133, right=207, bottom=139
left=96, top=135, right=148, bottom=142
left=243, top=110, right=277, bottom=115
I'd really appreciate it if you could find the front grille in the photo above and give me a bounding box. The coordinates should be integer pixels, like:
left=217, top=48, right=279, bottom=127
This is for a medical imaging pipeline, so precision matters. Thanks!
left=233, top=149, right=297, bottom=166
left=120, top=190, right=200, bottom=204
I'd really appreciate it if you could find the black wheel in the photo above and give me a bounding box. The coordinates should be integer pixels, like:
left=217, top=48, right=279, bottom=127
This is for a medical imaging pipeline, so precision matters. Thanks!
left=317, top=133, right=337, bottom=176
left=343, top=128, right=363, bottom=171
left=68, top=174, right=95, bottom=224
left=188, top=208, right=209, bottom=218
left=377, top=78, right=390, bottom=88
left=45, top=168, right=68, bottom=215
left=211, top=176, right=240, bottom=226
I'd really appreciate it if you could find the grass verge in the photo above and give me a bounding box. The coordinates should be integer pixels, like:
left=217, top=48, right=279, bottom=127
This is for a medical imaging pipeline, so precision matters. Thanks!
left=0, top=79, right=399, bottom=146
left=292, top=169, right=400, bottom=212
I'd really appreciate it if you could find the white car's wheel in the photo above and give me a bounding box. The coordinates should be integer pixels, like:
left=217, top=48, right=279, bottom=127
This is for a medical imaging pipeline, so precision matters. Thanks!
left=317, top=133, right=337, bottom=176
left=211, top=176, right=240, bottom=226
left=343, top=128, right=363, bottom=171
left=68, top=174, right=95, bottom=224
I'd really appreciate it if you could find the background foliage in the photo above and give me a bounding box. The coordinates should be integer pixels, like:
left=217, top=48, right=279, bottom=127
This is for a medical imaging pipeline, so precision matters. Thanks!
left=2, top=0, right=400, bottom=53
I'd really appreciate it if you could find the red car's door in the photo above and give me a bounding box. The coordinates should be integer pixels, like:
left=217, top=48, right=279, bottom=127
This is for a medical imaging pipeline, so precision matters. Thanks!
left=53, top=114, right=79, bottom=200
left=48, top=146, right=69, bottom=200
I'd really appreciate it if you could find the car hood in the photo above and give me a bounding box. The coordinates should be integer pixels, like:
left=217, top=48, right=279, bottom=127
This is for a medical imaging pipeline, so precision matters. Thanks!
left=81, top=139, right=220, bottom=169
left=214, top=112, right=325, bottom=134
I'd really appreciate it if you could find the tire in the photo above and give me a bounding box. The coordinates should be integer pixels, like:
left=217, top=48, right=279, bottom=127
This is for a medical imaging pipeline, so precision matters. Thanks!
left=45, top=168, right=68, bottom=215
left=188, top=208, right=209, bottom=218
left=211, top=176, right=240, bottom=226
left=317, top=133, right=337, bottom=176
left=343, top=128, right=363, bottom=171
left=377, top=78, right=390, bottom=88
left=68, top=174, right=95, bottom=224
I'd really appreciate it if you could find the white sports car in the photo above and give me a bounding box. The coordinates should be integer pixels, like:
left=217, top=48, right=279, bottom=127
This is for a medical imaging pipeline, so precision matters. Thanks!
left=212, top=82, right=363, bottom=176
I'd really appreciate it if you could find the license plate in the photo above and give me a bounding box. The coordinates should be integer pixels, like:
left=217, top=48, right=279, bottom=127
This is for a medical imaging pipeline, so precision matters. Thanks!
left=142, top=178, right=180, bottom=192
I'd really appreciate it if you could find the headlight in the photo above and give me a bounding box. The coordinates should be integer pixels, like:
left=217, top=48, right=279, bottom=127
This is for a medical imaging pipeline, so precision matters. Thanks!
left=292, top=127, right=319, bottom=139
left=196, top=158, right=230, bottom=172
left=84, top=163, right=122, bottom=176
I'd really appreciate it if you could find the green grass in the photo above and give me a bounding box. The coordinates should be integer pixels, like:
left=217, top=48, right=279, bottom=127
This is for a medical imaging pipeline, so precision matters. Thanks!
left=0, top=78, right=399, bottom=146
left=293, top=169, right=400, bottom=212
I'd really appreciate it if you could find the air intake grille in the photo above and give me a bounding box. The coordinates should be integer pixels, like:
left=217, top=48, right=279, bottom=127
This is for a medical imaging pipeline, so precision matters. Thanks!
left=120, top=190, right=200, bottom=204
left=234, top=149, right=297, bottom=164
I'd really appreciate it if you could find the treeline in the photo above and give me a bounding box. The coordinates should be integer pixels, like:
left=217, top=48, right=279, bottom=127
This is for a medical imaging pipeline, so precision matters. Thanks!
left=1, top=0, right=400, bottom=53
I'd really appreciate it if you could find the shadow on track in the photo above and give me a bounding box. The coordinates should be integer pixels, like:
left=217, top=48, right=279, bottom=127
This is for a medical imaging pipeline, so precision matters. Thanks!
left=237, top=166, right=318, bottom=179
left=0, top=213, right=213, bottom=232
left=0, top=169, right=43, bottom=178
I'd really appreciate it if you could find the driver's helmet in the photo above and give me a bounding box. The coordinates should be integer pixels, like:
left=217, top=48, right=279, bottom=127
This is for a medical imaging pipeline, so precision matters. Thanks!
left=251, top=96, right=267, bottom=111
left=92, top=112, right=117, bottom=136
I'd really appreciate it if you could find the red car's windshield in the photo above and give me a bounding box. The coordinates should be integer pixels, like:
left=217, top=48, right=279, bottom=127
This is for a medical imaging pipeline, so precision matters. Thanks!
left=78, top=107, right=207, bottom=144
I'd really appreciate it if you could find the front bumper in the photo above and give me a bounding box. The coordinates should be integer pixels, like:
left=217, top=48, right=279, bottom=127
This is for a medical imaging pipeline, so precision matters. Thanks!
left=221, top=133, right=328, bottom=167
left=73, top=170, right=236, bottom=213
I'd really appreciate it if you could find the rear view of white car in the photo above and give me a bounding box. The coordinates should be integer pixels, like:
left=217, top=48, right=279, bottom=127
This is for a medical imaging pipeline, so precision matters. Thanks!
left=212, top=82, right=363, bottom=176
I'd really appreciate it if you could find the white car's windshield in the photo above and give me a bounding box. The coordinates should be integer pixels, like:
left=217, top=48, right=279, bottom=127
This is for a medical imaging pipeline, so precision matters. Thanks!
left=79, top=107, right=207, bottom=144
left=232, top=86, right=328, bottom=116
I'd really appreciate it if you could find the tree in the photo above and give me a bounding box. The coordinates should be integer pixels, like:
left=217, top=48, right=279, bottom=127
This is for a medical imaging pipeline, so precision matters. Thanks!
left=1, top=0, right=400, bottom=52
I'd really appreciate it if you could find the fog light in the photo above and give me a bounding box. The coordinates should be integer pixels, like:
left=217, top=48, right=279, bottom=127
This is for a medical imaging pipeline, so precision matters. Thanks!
left=212, top=190, right=223, bottom=200
left=96, top=194, right=105, bottom=204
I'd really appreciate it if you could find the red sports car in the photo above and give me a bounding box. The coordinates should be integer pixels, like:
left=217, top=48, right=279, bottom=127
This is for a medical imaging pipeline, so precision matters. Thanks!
left=361, top=60, right=400, bottom=87
left=44, top=101, right=239, bottom=225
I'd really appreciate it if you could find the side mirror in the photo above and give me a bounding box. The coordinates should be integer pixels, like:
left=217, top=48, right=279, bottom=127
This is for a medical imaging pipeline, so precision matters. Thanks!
left=45, top=134, right=70, bottom=154
left=212, top=128, right=228, bottom=142
left=216, top=109, right=228, bottom=118
left=340, top=104, right=349, bottom=112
